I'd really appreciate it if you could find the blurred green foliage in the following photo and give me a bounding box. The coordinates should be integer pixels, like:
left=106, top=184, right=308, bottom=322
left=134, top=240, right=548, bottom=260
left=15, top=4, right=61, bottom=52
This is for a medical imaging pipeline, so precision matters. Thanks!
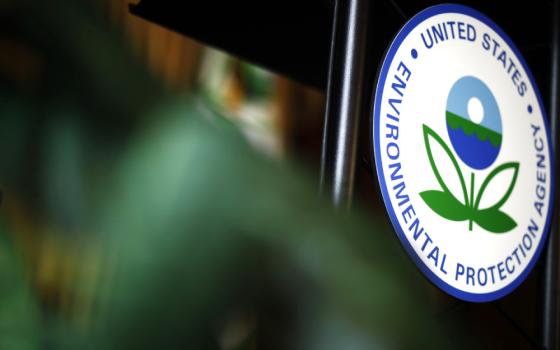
left=0, top=0, right=468, bottom=349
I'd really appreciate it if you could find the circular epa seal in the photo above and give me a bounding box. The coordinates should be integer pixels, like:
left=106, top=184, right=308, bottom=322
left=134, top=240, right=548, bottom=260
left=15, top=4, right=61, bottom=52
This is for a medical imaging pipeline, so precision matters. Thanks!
left=372, top=4, right=555, bottom=302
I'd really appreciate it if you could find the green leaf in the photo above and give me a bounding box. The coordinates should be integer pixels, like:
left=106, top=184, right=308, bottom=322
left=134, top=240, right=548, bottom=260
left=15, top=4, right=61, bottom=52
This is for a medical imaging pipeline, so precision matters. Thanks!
left=422, top=125, right=469, bottom=206
left=420, top=190, right=470, bottom=221
left=474, top=208, right=517, bottom=233
left=474, top=162, right=519, bottom=212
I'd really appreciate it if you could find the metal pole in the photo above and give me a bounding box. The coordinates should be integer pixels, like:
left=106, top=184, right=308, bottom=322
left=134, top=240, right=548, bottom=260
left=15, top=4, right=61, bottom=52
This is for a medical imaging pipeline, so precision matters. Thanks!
left=542, top=0, right=560, bottom=348
left=319, top=0, right=369, bottom=209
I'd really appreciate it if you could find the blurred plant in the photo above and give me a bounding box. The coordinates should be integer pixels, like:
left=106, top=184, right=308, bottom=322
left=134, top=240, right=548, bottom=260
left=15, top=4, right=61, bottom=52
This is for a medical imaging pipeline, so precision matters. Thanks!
left=0, top=0, right=467, bottom=349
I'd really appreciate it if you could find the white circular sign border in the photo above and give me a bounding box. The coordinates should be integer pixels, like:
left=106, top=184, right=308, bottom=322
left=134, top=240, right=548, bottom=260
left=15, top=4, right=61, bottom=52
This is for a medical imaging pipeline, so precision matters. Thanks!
left=371, top=4, right=556, bottom=302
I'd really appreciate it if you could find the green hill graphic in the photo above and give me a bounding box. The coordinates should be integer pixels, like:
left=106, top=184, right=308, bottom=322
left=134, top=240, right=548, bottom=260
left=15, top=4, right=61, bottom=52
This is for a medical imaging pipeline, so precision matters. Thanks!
left=446, top=111, right=502, bottom=147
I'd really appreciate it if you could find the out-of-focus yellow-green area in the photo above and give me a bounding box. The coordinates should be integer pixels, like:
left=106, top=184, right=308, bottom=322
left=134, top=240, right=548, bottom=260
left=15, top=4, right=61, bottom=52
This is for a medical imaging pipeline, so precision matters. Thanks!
left=0, top=0, right=468, bottom=349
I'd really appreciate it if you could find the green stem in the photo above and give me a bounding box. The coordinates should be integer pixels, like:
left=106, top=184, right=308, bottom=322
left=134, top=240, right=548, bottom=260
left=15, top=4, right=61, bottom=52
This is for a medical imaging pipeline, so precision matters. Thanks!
left=469, top=172, right=475, bottom=231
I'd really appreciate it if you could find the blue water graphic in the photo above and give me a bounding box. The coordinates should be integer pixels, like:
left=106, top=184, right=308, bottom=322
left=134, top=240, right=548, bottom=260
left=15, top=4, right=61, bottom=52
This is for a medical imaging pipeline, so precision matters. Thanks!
left=447, top=124, right=500, bottom=170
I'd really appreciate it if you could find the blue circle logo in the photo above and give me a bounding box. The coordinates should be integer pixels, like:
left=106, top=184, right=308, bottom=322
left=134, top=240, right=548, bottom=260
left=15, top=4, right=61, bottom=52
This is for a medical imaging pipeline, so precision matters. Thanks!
left=446, top=76, right=502, bottom=170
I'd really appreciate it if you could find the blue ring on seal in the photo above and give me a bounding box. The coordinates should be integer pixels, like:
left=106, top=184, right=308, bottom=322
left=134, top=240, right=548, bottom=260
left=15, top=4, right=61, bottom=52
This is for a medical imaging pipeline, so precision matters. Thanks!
left=372, top=4, right=555, bottom=302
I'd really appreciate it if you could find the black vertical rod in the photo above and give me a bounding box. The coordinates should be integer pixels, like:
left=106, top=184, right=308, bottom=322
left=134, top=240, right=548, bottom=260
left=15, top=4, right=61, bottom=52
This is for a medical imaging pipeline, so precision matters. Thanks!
left=542, top=0, right=560, bottom=348
left=319, top=0, right=369, bottom=209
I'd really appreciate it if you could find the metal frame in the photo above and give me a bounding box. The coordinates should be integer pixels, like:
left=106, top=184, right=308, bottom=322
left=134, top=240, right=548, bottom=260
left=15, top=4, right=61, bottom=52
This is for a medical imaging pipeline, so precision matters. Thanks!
left=319, top=0, right=368, bottom=209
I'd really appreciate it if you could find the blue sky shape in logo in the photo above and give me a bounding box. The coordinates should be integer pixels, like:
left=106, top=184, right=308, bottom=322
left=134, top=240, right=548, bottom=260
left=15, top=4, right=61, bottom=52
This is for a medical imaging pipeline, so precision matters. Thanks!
left=446, top=76, right=502, bottom=170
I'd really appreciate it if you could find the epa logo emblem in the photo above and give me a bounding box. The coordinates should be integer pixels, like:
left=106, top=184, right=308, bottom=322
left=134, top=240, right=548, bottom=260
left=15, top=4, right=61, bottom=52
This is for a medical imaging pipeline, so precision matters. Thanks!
left=372, top=5, right=554, bottom=302
left=422, top=76, right=519, bottom=233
